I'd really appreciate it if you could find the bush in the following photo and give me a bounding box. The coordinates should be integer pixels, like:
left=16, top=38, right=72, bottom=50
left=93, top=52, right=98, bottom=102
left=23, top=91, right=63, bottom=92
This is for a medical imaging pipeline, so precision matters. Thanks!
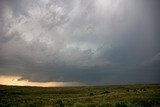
left=90, top=93, right=94, bottom=96
left=126, top=89, right=129, bottom=92
left=55, top=99, right=65, bottom=107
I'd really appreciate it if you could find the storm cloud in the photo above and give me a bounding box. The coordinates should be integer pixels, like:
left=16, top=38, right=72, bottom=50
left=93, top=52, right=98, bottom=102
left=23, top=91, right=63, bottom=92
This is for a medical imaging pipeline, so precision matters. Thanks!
left=0, top=0, right=160, bottom=85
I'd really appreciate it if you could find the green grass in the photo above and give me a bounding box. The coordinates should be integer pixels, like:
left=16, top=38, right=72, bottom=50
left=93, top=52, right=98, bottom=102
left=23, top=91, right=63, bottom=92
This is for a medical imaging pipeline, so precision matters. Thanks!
left=0, top=84, right=160, bottom=107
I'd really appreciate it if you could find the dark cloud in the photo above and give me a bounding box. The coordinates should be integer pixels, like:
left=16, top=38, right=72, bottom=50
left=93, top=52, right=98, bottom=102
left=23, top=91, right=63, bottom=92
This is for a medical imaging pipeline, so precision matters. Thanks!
left=0, top=0, right=160, bottom=85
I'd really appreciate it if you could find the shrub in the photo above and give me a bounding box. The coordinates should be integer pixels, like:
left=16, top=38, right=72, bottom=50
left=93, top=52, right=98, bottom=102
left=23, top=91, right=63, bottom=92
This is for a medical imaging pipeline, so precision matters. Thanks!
left=56, top=99, right=64, bottom=107
left=90, top=93, right=94, bottom=96
left=126, top=89, right=129, bottom=92
left=100, top=91, right=110, bottom=94
left=143, top=89, right=147, bottom=91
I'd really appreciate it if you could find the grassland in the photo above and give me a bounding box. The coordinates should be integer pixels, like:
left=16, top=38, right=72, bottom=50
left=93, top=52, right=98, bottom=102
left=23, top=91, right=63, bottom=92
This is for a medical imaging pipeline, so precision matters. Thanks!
left=0, top=84, right=160, bottom=107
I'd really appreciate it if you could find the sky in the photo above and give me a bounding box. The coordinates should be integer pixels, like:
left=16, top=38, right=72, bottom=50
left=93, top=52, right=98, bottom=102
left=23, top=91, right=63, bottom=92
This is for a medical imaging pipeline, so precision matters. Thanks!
left=0, top=0, right=160, bottom=86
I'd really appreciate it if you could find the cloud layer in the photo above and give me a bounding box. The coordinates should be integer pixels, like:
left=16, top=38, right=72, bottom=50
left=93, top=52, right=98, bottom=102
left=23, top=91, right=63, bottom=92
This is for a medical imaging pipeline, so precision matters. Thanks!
left=0, top=0, right=160, bottom=85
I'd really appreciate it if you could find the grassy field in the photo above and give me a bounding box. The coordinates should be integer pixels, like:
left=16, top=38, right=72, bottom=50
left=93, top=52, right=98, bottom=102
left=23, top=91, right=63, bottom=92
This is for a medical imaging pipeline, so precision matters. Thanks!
left=0, top=84, right=160, bottom=107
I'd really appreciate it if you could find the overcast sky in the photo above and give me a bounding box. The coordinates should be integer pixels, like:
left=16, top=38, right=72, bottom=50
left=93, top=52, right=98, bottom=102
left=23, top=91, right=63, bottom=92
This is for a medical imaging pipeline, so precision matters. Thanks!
left=0, top=0, right=160, bottom=85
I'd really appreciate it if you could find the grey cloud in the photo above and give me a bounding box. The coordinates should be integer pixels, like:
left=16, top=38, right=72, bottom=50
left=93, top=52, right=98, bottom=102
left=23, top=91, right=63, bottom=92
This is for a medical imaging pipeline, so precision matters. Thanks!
left=144, top=52, right=160, bottom=70
left=0, top=0, right=160, bottom=85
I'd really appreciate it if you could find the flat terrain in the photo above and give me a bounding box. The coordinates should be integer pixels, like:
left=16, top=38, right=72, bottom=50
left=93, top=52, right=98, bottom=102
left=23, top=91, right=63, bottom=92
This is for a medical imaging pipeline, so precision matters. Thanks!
left=0, top=84, right=160, bottom=107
